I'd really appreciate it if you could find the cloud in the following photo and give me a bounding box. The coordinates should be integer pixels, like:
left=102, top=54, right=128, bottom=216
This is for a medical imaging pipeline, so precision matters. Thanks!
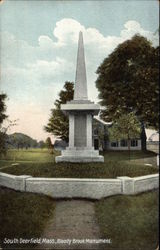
left=1, top=19, right=158, bottom=78
left=0, top=31, right=36, bottom=67
left=51, top=18, right=158, bottom=48
left=121, top=20, right=158, bottom=46
left=53, top=18, right=85, bottom=46
left=50, top=18, right=158, bottom=51
left=1, top=18, right=158, bottom=140
left=27, top=57, right=74, bottom=82
left=38, top=19, right=84, bottom=50
left=36, top=18, right=158, bottom=72
left=38, top=35, right=55, bottom=49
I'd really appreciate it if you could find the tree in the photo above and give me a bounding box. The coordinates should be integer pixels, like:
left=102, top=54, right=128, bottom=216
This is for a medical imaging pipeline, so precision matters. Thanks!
left=0, top=93, right=8, bottom=155
left=45, top=81, right=74, bottom=142
left=109, top=112, right=141, bottom=158
left=7, top=133, right=37, bottom=150
left=0, top=93, right=7, bottom=125
left=31, top=139, right=38, bottom=148
left=45, top=137, right=53, bottom=154
left=96, top=35, right=159, bottom=130
left=38, top=140, right=46, bottom=149
left=0, top=131, right=7, bottom=155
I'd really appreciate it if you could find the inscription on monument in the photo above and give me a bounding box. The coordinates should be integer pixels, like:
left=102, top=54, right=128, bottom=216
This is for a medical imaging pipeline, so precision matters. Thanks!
left=74, top=114, right=87, bottom=147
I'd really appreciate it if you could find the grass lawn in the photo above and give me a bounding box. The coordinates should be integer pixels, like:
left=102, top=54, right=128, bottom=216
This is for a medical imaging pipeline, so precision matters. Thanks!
left=0, top=187, right=158, bottom=250
left=0, top=149, right=158, bottom=178
left=95, top=190, right=159, bottom=250
left=0, top=186, right=56, bottom=249
left=0, top=148, right=58, bottom=164
left=0, top=150, right=158, bottom=250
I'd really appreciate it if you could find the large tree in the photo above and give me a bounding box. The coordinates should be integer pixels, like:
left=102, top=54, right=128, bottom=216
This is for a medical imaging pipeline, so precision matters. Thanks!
left=0, top=93, right=8, bottom=155
left=96, top=35, right=159, bottom=130
left=45, top=81, right=74, bottom=142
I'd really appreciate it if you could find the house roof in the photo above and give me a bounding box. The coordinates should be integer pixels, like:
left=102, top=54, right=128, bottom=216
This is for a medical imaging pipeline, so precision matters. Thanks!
left=148, top=132, right=159, bottom=142
left=145, top=129, right=159, bottom=141
left=94, top=119, right=159, bottom=142
left=94, top=116, right=112, bottom=126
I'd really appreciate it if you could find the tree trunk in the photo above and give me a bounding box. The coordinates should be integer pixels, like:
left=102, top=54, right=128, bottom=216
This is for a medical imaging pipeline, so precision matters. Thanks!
left=128, top=139, right=131, bottom=160
left=141, top=121, right=147, bottom=151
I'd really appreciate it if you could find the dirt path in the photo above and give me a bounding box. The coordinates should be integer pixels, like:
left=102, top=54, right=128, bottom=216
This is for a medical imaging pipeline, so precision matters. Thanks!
left=38, top=200, right=102, bottom=249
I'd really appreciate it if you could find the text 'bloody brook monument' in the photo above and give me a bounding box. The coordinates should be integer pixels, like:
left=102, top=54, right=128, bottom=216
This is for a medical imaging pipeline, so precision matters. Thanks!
left=56, top=31, right=104, bottom=163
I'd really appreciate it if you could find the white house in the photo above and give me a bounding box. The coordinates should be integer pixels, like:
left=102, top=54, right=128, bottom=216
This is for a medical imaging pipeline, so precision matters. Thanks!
left=93, top=117, right=142, bottom=151
left=54, top=118, right=158, bottom=152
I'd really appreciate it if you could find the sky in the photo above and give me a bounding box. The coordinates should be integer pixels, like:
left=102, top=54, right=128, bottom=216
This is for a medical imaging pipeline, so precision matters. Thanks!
left=0, top=0, right=159, bottom=142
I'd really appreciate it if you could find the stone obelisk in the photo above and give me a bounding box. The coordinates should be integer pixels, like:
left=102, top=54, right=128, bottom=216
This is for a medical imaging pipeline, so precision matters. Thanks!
left=55, top=31, right=104, bottom=162
left=74, top=31, right=88, bottom=100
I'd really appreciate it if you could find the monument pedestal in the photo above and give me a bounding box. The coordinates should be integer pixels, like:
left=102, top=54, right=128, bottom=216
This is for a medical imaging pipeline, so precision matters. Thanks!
left=55, top=108, right=104, bottom=163
left=56, top=147, right=104, bottom=162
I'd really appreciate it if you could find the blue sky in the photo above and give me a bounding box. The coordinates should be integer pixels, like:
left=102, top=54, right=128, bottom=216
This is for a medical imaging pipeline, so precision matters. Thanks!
left=0, top=0, right=159, bottom=141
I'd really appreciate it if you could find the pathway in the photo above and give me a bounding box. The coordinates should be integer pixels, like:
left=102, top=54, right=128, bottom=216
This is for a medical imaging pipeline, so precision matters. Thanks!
left=38, top=200, right=103, bottom=249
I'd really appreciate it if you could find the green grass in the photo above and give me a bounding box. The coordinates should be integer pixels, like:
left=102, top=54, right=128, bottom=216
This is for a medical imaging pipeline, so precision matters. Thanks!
left=0, top=148, right=58, bottom=162
left=0, top=186, right=56, bottom=249
left=0, top=149, right=158, bottom=178
left=0, top=150, right=158, bottom=249
left=0, top=160, right=158, bottom=178
left=95, top=190, right=159, bottom=250
left=103, top=150, right=157, bottom=161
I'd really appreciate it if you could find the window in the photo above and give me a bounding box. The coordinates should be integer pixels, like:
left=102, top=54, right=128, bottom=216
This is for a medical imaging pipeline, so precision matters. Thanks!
left=111, top=141, right=118, bottom=147
left=131, top=139, right=138, bottom=147
left=120, top=140, right=128, bottom=147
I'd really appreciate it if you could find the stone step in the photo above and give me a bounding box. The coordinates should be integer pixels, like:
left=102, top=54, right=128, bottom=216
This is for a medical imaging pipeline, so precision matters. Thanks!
left=62, top=150, right=99, bottom=157
left=55, top=155, right=104, bottom=163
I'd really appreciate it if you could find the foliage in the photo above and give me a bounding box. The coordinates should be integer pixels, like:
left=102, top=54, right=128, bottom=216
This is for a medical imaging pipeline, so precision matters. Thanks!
left=45, top=137, right=53, bottom=154
left=7, top=132, right=38, bottom=149
left=0, top=93, right=7, bottom=125
left=45, top=81, right=74, bottom=142
left=0, top=93, right=8, bottom=155
left=109, top=112, right=141, bottom=155
left=96, top=35, right=159, bottom=129
left=0, top=132, right=7, bottom=156
left=38, top=140, right=46, bottom=149
left=0, top=95, right=18, bottom=155
left=45, top=137, right=52, bottom=148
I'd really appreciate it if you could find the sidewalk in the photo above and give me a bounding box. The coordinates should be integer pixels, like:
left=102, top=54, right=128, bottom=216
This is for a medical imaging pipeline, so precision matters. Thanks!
left=38, top=200, right=102, bottom=249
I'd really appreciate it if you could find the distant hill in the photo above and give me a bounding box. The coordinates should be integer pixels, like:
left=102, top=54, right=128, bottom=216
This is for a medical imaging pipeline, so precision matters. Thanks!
left=6, top=133, right=38, bottom=149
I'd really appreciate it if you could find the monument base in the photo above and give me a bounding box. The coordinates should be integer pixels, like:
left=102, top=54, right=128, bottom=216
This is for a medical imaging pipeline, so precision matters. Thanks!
left=55, top=155, right=104, bottom=163
left=55, top=148, right=104, bottom=163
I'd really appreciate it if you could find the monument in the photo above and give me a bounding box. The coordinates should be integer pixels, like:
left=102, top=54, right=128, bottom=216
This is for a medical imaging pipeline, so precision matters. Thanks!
left=55, top=31, right=104, bottom=163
